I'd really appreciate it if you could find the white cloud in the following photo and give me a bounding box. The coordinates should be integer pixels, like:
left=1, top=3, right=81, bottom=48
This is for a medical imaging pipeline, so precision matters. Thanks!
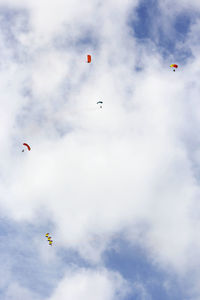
left=49, top=268, right=130, bottom=300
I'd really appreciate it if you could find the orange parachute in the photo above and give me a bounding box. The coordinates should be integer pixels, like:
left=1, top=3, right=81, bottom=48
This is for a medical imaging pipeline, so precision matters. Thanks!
left=87, top=55, right=91, bottom=63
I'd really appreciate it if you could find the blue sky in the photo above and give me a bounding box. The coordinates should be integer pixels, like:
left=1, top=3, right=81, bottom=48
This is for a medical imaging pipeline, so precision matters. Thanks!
left=1, top=0, right=200, bottom=299
left=104, top=238, right=185, bottom=300
left=131, top=0, right=194, bottom=61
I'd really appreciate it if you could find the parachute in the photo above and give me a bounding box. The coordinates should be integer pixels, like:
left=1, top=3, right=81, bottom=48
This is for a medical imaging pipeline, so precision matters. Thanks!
left=23, top=143, right=31, bottom=151
left=87, top=55, right=91, bottom=63
left=170, top=64, right=178, bottom=72
left=45, top=233, right=53, bottom=246
left=170, top=64, right=178, bottom=68
left=97, top=101, right=103, bottom=108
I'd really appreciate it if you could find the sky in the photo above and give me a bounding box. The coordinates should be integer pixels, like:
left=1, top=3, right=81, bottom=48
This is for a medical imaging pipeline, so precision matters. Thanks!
left=1, top=0, right=200, bottom=299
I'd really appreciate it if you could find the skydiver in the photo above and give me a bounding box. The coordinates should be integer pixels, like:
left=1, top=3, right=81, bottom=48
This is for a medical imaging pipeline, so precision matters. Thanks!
left=97, top=101, right=103, bottom=108
left=45, top=233, right=49, bottom=237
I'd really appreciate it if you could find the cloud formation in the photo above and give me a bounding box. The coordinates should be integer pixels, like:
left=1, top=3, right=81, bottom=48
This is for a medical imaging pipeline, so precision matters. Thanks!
left=1, top=0, right=200, bottom=299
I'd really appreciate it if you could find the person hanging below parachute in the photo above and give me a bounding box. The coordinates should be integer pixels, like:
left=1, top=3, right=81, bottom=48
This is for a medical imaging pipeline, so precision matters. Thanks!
left=97, top=101, right=103, bottom=108
left=87, top=55, right=91, bottom=63
left=22, top=143, right=31, bottom=152
left=170, top=64, right=178, bottom=72
left=49, top=240, right=53, bottom=246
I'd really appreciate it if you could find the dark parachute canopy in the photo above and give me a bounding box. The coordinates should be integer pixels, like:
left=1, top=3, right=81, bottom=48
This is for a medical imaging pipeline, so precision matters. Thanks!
left=97, top=101, right=103, bottom=108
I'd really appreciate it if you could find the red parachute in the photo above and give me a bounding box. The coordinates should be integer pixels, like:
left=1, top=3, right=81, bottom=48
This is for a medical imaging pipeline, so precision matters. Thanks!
left=23, top=143, right=31, bottom=151
left=87, top=55, right=91, bottom=63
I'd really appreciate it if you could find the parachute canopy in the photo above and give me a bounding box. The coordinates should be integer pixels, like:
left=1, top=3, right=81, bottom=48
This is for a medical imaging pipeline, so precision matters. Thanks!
left=87, top=55, right=91, bottom=63
left=170, top=64, right=178, bottom=68
left=23, top=143, right=31, bottom=151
